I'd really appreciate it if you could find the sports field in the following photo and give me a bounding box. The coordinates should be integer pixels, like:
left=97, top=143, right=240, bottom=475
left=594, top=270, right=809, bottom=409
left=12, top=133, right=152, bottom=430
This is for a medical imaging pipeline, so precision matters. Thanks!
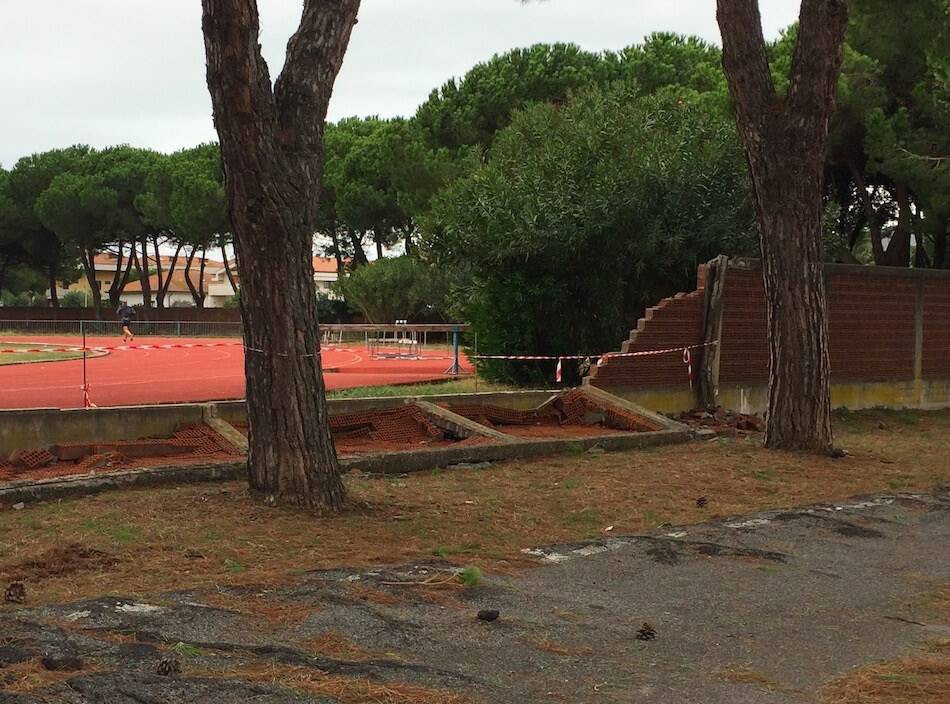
left=0, top=342, right=86, bottom=366
left=0, top=336, right=472, bottom=409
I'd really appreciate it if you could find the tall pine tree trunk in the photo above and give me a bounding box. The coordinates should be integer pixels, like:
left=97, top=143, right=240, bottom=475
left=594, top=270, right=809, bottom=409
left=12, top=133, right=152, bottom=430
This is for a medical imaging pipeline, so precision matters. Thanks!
left=718, top=0, right=849, bottom=452
left=202, top=0, right=360, bottom=510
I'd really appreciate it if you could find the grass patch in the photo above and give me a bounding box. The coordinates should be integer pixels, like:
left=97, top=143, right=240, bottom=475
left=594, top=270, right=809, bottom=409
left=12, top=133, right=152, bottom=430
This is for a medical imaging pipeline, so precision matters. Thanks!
left=327, top=378, right=515, bottom=399
left=1, top=409, right=949, bottom=605
left=0, top=343, right=85, bottom=366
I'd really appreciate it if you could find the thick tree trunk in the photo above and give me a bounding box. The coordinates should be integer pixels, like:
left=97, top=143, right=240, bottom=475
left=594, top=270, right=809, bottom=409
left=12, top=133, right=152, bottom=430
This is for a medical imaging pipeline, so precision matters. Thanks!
left=222, top=244, right=239, bottom=294
left=80, top=248, right=103, bottom=314
left=329, top=227, right=345, bottom=273
left=202, top=0, right=360, bottom=510
left=139, top=236, right=152, bottom=309
left=183, top=247, right=200, bottom=306
left=934, top=215, right=948, bottom=269
left=373, top=227, right=384, bottom=260
left=48, top=265, right=59, bottom=308
left=883, top=183, right=913, bottom=267
left=158, top=242, right=183, bottom=308
left=348, top=231, right=368, bottom=266
left=848, top=163, right=886, bottom=263
left=755, top=177, right=834, bottom=450
left=197, top=248, right=208, bottom=308
left=718, top=0, right=848, bottom=452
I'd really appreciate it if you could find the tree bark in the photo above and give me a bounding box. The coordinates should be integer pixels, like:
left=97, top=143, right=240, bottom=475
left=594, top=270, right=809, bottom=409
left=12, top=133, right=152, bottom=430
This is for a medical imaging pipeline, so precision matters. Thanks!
left=222, top=243, right=239, bottom=294
left=48, top=264, right=59, bottom=308
left=848, top=163, right=886, bottom=263
left=79, top=247, right=103, bottom=315
left=883, top=182, right=913, bottom=267
left=198, top=247, right=208, bottom=308
left=158, top=241, right=183, bottom=308
left=183, top=247, right=200, bottom=306
left=202, top=0, right=360, bottom=510
left=139, top=235, right=152, bottom=309
left=348, top=230, right=368, bottom=266
left=718, top=0, right=848, bottom=452
left=933, top=214, right=948, bottom=269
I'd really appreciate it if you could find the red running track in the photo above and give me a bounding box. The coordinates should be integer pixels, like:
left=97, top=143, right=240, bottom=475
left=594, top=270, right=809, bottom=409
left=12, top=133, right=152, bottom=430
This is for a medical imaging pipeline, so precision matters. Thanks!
left=0, top=336, right=472, bottom=409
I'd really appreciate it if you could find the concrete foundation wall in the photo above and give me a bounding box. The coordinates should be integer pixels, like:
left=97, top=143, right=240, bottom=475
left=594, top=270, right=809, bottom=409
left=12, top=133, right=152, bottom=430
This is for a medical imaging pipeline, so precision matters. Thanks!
left=0, top=390, right=562, bottom=455
left=0, top=404, right=207, bottom=456
left=718, top=378, right=950, bottom=416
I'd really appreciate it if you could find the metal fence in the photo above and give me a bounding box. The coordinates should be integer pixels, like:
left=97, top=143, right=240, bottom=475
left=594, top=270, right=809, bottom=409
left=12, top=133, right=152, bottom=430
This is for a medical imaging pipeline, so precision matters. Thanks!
left=0, top=319, right=244, bottom=339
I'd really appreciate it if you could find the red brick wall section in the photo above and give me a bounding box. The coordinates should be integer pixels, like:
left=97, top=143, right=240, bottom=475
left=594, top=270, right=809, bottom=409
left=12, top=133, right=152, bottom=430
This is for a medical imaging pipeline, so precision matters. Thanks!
left=592, top=260, right=949, bottom=391
left=923, top=281, right=950, bottom=378
left=826, top=273, right=915, bottom=381
left=588, top=285, right=705, bottom=388
left=714, top=265, right=918, bottom=383
left=717, top=267, right=768, bottom=383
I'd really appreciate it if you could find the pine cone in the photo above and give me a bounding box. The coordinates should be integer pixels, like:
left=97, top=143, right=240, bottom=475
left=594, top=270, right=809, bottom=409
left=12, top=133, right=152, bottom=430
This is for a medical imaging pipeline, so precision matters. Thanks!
left=156, top=658, right=181, bottom=677
left=696, top=496, right=709, bottom=508
left=4, top=582, right=26, bottom=604
left=636, top=622, right=657, bottom=641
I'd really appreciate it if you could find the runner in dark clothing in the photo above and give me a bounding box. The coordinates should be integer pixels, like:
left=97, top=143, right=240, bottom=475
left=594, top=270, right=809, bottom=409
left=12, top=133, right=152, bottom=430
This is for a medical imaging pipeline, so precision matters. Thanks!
left=117, top=303, right=135, bottom=342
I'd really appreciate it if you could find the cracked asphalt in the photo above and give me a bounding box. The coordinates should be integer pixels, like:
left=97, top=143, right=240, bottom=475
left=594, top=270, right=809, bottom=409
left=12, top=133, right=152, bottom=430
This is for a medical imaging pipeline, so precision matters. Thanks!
left=2, top=487, right=948, bottom=703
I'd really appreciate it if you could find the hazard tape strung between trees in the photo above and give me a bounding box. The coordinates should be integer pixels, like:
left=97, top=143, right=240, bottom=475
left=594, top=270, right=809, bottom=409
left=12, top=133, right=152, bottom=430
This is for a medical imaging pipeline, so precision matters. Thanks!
left=472, top=341, right=716, bottom=362
left=473, top=341, right=717, bottom=385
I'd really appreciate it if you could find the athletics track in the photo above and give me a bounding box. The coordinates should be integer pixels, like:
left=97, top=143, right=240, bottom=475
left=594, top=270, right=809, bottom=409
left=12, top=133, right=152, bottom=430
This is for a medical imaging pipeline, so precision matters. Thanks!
left=0, top=336, right=471, bottom=410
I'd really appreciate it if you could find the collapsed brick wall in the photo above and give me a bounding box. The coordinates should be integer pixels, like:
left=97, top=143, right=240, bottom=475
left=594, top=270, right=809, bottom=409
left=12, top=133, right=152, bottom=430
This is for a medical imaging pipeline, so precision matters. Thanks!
left=591, top=260, right=950, bottom=390
left=588, top=286, right=706, bottom=388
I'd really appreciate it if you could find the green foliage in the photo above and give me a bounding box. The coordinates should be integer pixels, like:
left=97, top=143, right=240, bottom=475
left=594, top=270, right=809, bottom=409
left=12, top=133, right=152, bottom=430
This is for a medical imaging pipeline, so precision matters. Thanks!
left=334, top=255, right=447, bottom=323
left=60, top=290, right=86, bottom=308
left=426, top=85, right=756, bottom=382
left=415, top=37, right=727, bottom=154
left=457, top=565, right=483, bottom=588
left=171, top=642, right=204, bottom=658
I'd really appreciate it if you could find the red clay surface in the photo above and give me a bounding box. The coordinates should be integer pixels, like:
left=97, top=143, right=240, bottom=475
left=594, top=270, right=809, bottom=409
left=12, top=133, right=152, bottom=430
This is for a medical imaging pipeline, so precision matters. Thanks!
left=0, top=336, right=472, bottom=410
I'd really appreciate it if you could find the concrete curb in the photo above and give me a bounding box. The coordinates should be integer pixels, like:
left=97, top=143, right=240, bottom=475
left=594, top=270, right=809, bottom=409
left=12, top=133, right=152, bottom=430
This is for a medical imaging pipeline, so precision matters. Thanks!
left=0, top=430, right=690, bottom=506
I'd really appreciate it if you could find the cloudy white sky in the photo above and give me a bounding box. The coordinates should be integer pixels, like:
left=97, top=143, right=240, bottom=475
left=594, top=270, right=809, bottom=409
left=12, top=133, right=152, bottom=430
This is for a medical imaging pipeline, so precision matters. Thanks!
left=1, top=1, right=799, bottom=168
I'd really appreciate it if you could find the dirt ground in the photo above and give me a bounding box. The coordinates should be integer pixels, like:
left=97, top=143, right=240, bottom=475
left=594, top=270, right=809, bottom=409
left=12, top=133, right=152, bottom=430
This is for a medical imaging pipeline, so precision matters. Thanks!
left=1, top=408, right=949, bottom=702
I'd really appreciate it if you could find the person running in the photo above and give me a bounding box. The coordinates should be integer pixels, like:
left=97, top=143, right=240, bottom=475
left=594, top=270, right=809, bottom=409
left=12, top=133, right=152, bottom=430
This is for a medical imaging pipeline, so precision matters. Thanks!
left=116, top=302, right=135, bottom=343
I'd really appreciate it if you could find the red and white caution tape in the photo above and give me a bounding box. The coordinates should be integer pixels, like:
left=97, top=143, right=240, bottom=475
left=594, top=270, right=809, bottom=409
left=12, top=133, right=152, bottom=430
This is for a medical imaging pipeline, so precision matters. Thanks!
left=81, top=383, right=97, bottom=408
left=474, top=342, right=717, bottom=384
left=474, top=341, right=716, bottom=363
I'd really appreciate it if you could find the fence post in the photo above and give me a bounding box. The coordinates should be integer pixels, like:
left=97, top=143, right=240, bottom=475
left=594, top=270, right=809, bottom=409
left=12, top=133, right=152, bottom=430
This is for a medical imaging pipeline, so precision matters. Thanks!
left=176, top=321, right=182, bottom=337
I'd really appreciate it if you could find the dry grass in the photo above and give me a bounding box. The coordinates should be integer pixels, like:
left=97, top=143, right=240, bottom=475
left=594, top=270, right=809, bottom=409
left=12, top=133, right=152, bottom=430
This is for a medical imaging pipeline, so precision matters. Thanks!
left=0, top=408, right=948, bottom=606
left=187, top=661, right=471, bottom=704
left=927, top=583, right=950, bottom=623
left=820, top=654, right=950, bottom=704
left=193, top=589, right=319, bottom=630
left=297, top=630, right=386, bottom=662
left=0, top=657, right=94, bottom=694
left=819, top=582, right=950, bottom=704
left=716, top=665, right=790, bottom=693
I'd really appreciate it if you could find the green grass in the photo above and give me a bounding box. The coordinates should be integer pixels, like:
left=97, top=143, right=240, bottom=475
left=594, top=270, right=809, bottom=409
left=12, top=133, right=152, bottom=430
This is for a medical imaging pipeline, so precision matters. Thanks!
left=0, top=342, right=85, bottom=366
left=326, top=377, right=516, bottom=399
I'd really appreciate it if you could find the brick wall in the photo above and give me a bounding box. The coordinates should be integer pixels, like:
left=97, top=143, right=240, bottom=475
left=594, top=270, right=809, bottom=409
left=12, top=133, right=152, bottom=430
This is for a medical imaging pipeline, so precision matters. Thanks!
left=588, top=282, right=706, bottom=388
left=591, top=259, right=950, bottom=391
left=923, top=280, right=950, bottom=378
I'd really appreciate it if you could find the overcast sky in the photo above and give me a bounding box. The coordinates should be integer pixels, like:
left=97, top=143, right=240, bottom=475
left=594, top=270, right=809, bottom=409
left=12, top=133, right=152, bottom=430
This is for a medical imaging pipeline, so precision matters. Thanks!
left=1, top=1, right=799, bottom=168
